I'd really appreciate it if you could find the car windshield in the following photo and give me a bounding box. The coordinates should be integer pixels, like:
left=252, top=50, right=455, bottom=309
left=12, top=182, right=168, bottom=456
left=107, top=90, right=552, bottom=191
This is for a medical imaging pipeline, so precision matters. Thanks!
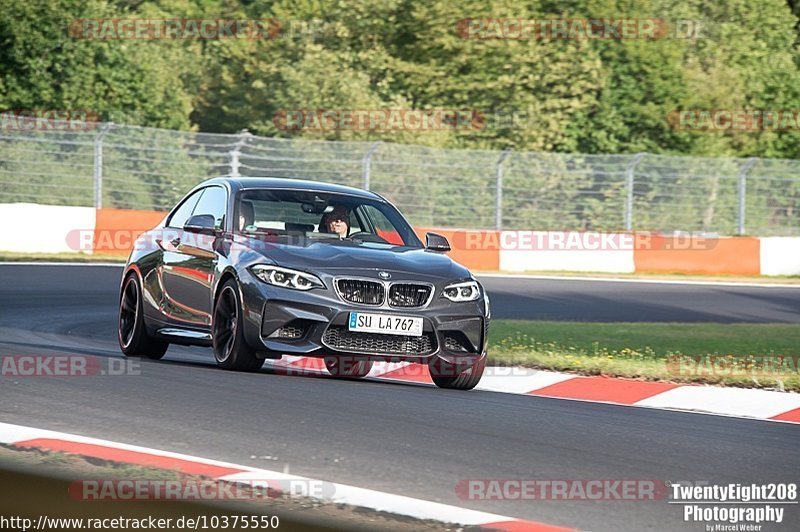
left=236, top=189, right=423, bottom=249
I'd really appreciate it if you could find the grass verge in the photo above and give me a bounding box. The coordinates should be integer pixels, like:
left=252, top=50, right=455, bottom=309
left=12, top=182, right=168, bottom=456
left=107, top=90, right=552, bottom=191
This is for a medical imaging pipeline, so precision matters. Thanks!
left=488, top=320, right=800, bottom=391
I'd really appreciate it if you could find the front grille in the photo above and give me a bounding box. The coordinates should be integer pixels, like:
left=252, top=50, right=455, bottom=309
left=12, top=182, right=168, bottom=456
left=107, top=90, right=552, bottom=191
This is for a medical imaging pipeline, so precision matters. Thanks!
left=336, top=279, right=385, bottom=305
left=388, top=283, right=432, bottom=308
left=323, top=326, right=435, bottom=356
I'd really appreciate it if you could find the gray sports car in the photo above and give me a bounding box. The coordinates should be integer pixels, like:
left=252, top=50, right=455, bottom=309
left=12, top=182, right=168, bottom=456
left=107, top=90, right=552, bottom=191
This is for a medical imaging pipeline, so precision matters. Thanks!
left=118, top=177, right=489, bottom=389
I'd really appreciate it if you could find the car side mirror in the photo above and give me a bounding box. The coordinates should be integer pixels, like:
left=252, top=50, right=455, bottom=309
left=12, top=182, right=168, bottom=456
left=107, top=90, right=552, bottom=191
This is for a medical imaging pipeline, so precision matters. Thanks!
left=425, top=232, right=451, bottom=252
left=184, top=214, right=219, bottom=235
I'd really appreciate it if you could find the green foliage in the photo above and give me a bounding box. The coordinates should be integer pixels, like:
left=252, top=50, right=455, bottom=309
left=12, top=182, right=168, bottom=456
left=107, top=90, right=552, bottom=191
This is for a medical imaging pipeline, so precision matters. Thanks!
left=2, top=0, right=799, bottom=157
left=0, top=0, right=196, bottom=129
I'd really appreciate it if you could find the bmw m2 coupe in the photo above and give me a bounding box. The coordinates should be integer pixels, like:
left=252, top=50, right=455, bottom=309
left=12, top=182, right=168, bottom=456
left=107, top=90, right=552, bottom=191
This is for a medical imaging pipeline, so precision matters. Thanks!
left=118, top=178, right=489, bottom=389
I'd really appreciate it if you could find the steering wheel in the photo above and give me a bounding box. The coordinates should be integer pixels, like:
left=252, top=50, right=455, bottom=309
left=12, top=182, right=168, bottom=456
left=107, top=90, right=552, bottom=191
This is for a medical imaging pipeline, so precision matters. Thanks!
left=348, top=231, right=388, bottom=243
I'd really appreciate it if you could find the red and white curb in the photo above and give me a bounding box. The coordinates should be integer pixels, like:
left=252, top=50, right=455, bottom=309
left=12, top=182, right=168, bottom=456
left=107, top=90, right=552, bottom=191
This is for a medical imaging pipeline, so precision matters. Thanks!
left=0, top=422, right=570, bottom=531
left=269, top=357, right=800, bottom=424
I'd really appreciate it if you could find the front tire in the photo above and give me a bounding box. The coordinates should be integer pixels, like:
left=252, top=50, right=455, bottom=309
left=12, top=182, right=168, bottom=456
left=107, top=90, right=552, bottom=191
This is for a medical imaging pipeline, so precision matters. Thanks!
left=325, top=357, right=373, bottom=378
left=213, top=280, right=264, bottom=372
left=430, top=355, right=486, bottom=390
left=118, top=274, right=169, bottom=359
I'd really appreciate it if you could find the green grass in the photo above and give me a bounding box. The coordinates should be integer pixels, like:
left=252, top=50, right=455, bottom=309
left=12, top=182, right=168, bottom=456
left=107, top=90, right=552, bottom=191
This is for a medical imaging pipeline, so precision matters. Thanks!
left=488, top=320, right=800, bottom=391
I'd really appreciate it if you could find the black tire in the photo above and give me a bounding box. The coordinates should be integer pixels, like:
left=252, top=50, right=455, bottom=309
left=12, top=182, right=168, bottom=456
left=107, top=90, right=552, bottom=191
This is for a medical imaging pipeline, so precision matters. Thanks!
left=429, top=355, right=486, bottom=390
left=118, top=274, right=169, bottom=359
left=213, top=280, right=264, bottom=372
left=324, top=356, right=373, bottom=378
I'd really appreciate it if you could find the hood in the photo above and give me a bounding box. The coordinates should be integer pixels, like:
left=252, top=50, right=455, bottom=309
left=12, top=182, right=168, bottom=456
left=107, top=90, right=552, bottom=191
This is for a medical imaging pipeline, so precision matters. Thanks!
left=238, top=237, right=471, bottom=281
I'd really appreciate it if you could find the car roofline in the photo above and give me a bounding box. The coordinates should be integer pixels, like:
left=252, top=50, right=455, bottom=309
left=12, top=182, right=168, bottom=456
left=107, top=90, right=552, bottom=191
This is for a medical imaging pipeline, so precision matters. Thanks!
left=200, top=176, right=384, bottom=201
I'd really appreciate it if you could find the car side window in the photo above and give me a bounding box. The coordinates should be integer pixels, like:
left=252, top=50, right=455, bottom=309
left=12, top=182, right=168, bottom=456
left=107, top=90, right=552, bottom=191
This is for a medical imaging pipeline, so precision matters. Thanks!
left=347, top=209, right=362, bottom=233
left=167, top=189, right=204, bottom=229
left=358, top=205, right=404, bottom=245
left=192, top=186, right=227, bottom=229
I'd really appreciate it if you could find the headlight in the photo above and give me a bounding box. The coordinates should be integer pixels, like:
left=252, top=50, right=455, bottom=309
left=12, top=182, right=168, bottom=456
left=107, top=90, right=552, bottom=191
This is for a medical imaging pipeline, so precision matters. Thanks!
left=250, top=265, right=324, bottom=291
left=443, top=280, right=480, bottom=302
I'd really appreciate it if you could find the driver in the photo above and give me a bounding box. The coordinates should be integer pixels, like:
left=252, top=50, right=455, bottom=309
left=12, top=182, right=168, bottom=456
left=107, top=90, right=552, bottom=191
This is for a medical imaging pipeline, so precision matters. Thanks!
left=320, top=205, right=350, bottom=238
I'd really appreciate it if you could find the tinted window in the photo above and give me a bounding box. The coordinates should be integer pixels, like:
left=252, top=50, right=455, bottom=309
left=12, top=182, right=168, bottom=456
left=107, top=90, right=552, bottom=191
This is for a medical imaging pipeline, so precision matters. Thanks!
left=167, top=189, right=203, bottom=229
left=192, top=186, right=227, bottom=229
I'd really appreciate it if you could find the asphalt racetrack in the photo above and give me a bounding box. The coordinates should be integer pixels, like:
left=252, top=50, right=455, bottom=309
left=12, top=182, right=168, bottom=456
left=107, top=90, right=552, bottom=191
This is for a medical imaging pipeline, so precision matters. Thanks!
left=1, top=264, right=798, bottom=531
left=482, top=274, right=800, bottom=323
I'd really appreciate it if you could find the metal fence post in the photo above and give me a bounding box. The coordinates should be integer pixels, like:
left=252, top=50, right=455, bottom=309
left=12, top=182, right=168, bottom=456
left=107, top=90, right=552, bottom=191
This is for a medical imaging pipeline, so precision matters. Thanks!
left=624, top=152, right=647, bottom=231
left=93, top=122, right=113, bottom=209
left=495, top=149, right=512, bottom=230
left=362, top=141, right=383, bottom=190
left=228, top=129, right=251, bottom=177
left=737, top=157, right=758, bottom=235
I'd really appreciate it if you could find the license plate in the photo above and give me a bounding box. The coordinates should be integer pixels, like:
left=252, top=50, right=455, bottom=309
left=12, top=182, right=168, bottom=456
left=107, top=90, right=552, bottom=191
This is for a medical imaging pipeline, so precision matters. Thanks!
left=348, top=312, right=423, bottom=337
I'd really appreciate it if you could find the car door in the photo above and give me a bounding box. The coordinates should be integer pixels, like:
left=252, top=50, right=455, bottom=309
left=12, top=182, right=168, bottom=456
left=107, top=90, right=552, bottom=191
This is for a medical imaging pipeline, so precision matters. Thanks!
left=161, top=185, right=227, bottom=329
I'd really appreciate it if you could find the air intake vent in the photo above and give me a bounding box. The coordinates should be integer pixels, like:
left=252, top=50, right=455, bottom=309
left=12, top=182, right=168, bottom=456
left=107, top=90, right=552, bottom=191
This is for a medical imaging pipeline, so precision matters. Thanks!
left=323, top=326, right=435, bottom=356
left=264, top=319, right=309, bottom=340
left=444, top=332, right=471, bottom=353
left=336, top=279, right=385, bottom=306
left=268, top=326, right=304, bottom=339
left=388, top=283, right=432, bottom=308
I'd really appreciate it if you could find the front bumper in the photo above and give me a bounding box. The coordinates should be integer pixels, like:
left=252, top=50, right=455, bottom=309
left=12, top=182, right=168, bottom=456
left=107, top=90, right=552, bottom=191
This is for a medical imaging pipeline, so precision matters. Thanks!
left=239, top=270, right=489, bottom=365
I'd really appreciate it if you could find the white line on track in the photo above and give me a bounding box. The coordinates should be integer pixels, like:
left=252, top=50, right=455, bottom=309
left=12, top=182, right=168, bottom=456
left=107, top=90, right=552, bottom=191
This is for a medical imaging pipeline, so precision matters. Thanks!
left=476, top=272, right=800, bottom=289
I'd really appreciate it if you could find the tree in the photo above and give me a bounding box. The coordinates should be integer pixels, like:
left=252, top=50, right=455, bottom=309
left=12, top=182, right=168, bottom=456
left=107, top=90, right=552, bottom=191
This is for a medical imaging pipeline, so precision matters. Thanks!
left=0, top=0, right=196, bottom=129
